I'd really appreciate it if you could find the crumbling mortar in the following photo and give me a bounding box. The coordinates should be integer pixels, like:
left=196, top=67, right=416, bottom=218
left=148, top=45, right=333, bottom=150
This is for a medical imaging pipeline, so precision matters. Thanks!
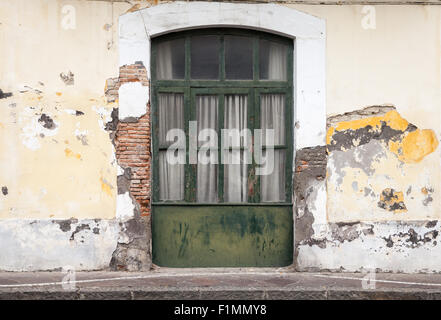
left=293, top=145, right=327, bottom=269
left=104, top=62, right=152, bottom=271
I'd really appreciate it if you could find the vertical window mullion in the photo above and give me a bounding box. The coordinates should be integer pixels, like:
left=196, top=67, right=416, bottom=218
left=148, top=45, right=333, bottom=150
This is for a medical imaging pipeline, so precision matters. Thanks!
left=218, top=94, right=224, bottom=202
left=152, top=86, right=159, bottom=202
left=285, top=89, right=293, bottom=203
left=250, top=88, right=260, bottom=203
left=186, top=88, right=196, bottom=202
left=253, top=36, right=259, bottom=84
left=287, top=39, right=294, bottom=85
left=185, top=36, right=191, bottom=81
left=220, top=35, right=225, bottom=82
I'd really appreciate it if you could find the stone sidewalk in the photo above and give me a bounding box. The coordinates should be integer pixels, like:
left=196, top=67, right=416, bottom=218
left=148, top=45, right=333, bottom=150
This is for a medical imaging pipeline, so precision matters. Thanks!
left=2, top=268, right=441, bottom=299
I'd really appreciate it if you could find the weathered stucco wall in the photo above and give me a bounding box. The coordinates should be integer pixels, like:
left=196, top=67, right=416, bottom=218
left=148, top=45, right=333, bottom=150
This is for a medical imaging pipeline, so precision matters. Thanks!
left=0, top=0, right=145, bottom=271
left=1, top=0, right=441, bottom=271
left=289, top=4, right=441, bottom=272
left=0, top=0, right=133, bottom=219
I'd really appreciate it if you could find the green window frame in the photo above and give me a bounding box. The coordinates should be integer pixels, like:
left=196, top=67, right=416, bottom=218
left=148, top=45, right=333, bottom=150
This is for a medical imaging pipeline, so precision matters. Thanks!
left=151, top=28, right=293, bottom=205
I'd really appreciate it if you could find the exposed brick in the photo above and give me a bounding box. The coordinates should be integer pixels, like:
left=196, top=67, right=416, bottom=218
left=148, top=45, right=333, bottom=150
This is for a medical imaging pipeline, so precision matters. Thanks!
left=113, top=62, right=152, bottom=217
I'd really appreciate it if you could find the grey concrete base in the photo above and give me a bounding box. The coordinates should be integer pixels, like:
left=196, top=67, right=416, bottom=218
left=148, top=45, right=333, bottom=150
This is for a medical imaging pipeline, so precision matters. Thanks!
left=2, top=269, right=441, bottom=299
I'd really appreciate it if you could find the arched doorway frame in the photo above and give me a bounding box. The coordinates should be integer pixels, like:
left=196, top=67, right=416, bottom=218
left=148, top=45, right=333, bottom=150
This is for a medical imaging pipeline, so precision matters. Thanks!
left=117, top=1, right=327, bottom=264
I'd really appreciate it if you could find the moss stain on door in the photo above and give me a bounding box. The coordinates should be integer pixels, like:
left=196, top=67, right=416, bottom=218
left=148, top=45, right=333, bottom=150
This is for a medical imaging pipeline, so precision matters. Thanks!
left=152, top=205, right=293, bottom=267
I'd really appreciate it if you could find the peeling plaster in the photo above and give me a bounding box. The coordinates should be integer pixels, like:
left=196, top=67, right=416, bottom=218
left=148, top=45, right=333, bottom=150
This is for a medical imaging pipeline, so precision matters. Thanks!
left=0, top=89, right=13, bottom=99
left=327, top=106, right=440, bottom=222
left=93, top=105, right=113, bottom=131
left=59, top=71, right=74, bottom=86
left=327, top=107, right=438, bottom=164
left=298, top=105, right=441, bottom=272
left=378, top=188, right=407, bottom=213
left=74, top=128, right=89, bottom=145
left=20, top=107, right=59, bottom=150
left=297, top=221, right=441, bottom=273
left=0, top=219, right=119, bottom=271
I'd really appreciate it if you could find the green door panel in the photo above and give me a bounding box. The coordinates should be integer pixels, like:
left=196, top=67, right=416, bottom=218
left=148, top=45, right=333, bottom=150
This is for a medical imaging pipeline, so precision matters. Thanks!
left=152, top=205, right=293, bottom=267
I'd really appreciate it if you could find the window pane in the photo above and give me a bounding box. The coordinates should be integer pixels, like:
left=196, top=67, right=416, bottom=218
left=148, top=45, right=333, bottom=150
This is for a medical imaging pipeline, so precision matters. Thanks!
left=224, top=94, right=248, bottom=203
left=158, top=92, right=185, bottom=201
left=260, top=149, right=285, bottom=202
left=156, top=38, right=185, bottom=80
left=196, top=95, right=218, bottom=202
left=158, top=93, right=184, bottom=146
left=259, top=39, right=287, bottom=81
left=225, top=36, right=253, bottom=80
left=191, top=36, right=220, bottom=79
left=224, top=150, right=248, bottom=202
left=159, top=150, right=185, bottom=200
left=260, top=94, right=285, bottom=146
left=197, top=150, right=218, bottom=203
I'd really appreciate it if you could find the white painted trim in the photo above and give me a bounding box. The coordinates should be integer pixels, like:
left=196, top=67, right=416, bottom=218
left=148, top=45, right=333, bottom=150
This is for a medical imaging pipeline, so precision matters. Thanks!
left=118, top=1, right=327, bottom=226
left=119, top=1, right=326, bottom=147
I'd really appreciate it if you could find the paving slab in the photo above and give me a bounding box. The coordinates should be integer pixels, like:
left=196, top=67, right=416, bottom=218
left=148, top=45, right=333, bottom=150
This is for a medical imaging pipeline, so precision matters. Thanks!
left=1, top=268, right=441, bottom=299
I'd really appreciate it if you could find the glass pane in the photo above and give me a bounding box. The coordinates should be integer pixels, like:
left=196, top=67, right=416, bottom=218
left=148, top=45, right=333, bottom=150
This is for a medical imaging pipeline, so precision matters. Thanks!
left=159, top=150, right=185, bottom=200
left=260, top=149, right=285, bottom=202
left=197, top=150, right=218, bottom=203
left=196, top=95, right=218, bottom=202
left=156, top=38, right=185, bottom=80
left=191, top=36, right=220, bottom=79
left=224, top=94, right=248, bottom=203
left=259, top=39, right=287, bottom=81
left=158, top=93, right=184, bottom=146
left=225, top=36, right=253, bottom=80
left=260, top=94, right=285, bottom=146
left=224, top=150, right=248, bottom=203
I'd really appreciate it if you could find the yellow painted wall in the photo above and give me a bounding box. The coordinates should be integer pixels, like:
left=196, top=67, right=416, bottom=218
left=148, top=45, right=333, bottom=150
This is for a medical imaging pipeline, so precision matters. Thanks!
left=0, top=0, right=131, bottom=218
left=291, top=5, right=441, bottom=133
left=0, top=1, right=440, bottom=221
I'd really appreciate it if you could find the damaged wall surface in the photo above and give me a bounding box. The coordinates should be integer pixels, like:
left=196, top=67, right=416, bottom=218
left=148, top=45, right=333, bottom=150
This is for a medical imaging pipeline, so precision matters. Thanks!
left=0, top=0, right=441, bottom=272
left=327, top=106, right=439, bottom=222
left=296, top=106, right=441, bottom=272
left=0, top=0, right=152, bottom=271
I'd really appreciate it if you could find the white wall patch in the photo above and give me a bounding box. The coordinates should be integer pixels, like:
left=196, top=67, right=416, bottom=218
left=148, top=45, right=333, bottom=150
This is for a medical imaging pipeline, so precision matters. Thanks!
left=118, top=82, right=149, bottom=120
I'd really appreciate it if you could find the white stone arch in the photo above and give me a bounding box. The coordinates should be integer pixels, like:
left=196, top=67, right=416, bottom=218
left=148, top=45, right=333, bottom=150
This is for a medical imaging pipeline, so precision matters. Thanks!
left=118, top=1, right=327, bottom=221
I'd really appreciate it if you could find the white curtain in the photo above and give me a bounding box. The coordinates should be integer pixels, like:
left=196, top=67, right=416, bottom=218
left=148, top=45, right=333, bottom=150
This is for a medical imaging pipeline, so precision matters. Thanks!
left=261, top=150, right=285, bottom=202
left=158, top=93, right=184, bottom=146
left=260, top=94, right=285, bottom=146
left=224, top=95, right=248, bottom=202
left=197, top=95, right=218, bottom=203
left=268, top=42, right=287, bottom=81
left=260, top=94, right=285, bottom=202
left=156, top=41, right=173, bottom=80
left=158, top=93, right=185, bottom=200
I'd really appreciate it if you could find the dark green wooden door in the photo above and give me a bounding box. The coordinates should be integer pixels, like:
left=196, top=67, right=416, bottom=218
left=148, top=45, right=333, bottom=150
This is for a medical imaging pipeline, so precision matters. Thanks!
left=151, top=28, right=293, bottom=267
left=152, top=205, right=293, bottom=267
